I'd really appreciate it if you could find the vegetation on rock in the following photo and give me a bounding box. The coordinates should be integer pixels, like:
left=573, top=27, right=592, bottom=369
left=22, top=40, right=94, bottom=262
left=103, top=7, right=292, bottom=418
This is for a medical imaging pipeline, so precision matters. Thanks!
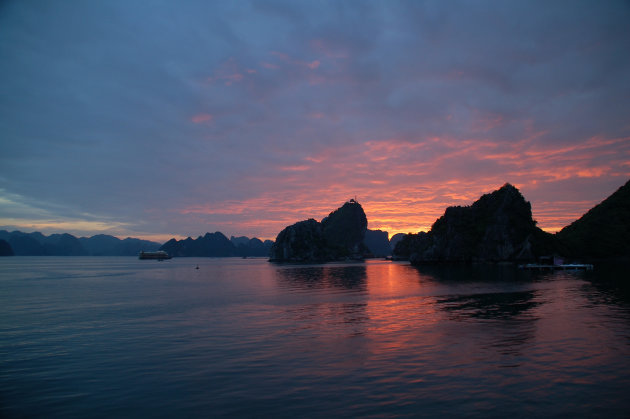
left=270, top=200, right=370, bottom=262
left=394, top=184, right=559, bottom=264
left=556, top=179, right=630, bottom=259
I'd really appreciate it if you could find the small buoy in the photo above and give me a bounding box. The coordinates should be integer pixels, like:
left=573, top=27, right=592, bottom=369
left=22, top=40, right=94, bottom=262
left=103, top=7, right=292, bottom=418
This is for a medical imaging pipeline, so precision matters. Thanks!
left=195, top=265, right=199, bottom=270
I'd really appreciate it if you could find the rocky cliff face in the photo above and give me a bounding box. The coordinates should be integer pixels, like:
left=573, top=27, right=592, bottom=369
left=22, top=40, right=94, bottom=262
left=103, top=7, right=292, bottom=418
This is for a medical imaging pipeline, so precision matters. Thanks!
left=395, top=184, right=558, bottom=264
left=556, top=179, right=630, bottom=259
left=269, top=200, right=369, bottom=262
left=389, top=233, right=407, bottom=251
left=269, top=219, right=327, bottom=262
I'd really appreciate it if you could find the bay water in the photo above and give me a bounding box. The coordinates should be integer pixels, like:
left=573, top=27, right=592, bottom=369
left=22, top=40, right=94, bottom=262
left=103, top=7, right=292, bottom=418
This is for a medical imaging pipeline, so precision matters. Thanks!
left=1, top=257, right=629, bottom=418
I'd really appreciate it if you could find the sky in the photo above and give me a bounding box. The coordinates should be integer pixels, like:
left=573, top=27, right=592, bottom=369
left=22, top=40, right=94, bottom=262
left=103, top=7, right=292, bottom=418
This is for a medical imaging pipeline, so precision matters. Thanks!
left=1, top=0, right=629, bottom=243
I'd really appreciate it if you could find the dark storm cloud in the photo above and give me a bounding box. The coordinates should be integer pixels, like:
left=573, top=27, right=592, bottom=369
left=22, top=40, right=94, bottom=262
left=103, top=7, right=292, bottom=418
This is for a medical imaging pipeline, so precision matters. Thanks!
left=1, top=0, right=628, bottom=239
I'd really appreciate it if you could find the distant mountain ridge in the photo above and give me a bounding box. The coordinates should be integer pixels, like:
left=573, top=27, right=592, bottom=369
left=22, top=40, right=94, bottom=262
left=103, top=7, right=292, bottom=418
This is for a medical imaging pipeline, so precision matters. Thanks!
left=160, top=233, right=273, bottom=257
left=0, top=239, right=13, bottom=256
left=0, top=230, right=161, bottom=256
left=79, top=234, right=162, bottom=256
left=3, top=179, right=627, bottom=261
left=364, top=229, right=392, bottom=257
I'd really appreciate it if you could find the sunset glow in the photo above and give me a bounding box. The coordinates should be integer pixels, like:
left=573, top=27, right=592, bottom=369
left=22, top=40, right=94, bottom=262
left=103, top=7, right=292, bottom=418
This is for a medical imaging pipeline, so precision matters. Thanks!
left=1, top=2, right=628, bottom=242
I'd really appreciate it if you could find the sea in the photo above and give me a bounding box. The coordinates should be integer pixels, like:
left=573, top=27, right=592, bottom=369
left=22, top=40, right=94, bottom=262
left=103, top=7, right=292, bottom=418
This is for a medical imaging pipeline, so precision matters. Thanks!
left=1, top=257, right=629, bottom=418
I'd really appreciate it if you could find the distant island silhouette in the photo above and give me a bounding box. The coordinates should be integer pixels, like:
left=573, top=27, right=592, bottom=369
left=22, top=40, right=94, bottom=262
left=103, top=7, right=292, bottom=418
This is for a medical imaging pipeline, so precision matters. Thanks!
left=0, top=239, right=13, bottom=256
left=556, top=179, right=630, bottom=259
left=393, top=183, right=558, bottom=264
left=2, top=179, right=627, bottom=262
left=268, top=179, right=629, bottom=264
left=269, top=199, right=371, bottom=263
left=160, top=233, right=274, bottom=258
left=0, top=231, right=162, bottom=256
left=393, top=179, right=629, bottom=264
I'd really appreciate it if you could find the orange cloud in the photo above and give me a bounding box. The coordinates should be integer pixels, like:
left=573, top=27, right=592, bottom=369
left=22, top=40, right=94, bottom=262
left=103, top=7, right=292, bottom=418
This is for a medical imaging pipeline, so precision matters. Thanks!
left=280, top=165, right=310, bottom=172
left=191, top=113, right=213, bottom=124
left=170, top=133, right=629, bottom=240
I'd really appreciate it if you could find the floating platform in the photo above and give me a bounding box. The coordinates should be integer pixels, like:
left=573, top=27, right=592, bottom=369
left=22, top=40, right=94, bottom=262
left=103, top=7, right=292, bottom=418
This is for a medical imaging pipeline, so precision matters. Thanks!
left=518, top=263, right=593, bottom=271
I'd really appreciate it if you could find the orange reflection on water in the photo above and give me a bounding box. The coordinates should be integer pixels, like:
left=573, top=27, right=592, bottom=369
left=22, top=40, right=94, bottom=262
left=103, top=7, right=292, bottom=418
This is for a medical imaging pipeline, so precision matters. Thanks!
left=364, top=262, right=442, bottom=354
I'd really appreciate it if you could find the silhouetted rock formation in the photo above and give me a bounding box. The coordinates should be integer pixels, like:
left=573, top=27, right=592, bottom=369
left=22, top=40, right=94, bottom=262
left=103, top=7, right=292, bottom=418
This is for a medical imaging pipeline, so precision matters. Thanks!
left=0, top=231, right=47, bottom=255
left=231, top=236, right=274, bottom=257
left=394, top=184, right=559, bottom=264
left=79, top=235, right=161, bottom=256
left=270, top=200, right=370, bottom=262
left=230, top=236, right=251, bottom=246
left=389, top=233, right=407, bottom=251
left=44, top=233, right=87, bottom=256
left=364, top=229, right=392, bottom=257
left=557, top=179, right=630, bottom=259
left=0, top=230, right=161, bottom=256
left=160, top=232, right=237, bottom=257
left=159, top=233, right=273, bottom=257
left=0, top=239, right=14, bottom=256
left=392, top=232, right=429, bottom=260
left=270, top=219, right=327, bottom=262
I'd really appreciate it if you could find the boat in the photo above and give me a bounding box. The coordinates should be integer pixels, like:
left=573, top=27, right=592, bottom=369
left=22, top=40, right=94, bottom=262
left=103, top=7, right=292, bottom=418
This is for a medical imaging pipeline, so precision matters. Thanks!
left=138, top=250, right=171, bottom=260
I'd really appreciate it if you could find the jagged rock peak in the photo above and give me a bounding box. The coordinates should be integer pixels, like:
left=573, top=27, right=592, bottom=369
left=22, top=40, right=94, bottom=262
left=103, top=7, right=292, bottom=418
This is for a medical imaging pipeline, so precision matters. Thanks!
left=557, top=178, right=630, bottom=258
left=321, top=199, right=368, bottom=250
left=270, top=200, right=370, bottom=263
left=395, top=183, right=556, bottom=264
left=470, top=183, right=529, bottom=211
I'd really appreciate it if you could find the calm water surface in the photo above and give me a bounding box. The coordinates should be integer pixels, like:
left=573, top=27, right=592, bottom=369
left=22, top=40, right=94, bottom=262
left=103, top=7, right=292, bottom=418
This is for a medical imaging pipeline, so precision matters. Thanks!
left=1, top=257, right=629, bottom=418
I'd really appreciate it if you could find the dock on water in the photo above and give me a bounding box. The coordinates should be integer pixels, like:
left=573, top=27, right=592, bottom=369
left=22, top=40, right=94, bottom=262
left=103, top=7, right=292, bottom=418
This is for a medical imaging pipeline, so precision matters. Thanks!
left=518, top=255, right=593, bottom=271
left=518, top=263, right=594, bottom=271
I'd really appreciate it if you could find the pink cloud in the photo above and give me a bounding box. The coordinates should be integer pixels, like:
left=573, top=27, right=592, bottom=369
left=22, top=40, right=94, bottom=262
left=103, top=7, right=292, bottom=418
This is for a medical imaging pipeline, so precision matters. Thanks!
left=308, top=112, right=325, bottom=119
left=280, top=165, right=310, bottom=172
left=306, top=60, right=320, bottom=69
left=172, top=132, right=629, bottom=240
left=191, top=113, right=213, bottom=124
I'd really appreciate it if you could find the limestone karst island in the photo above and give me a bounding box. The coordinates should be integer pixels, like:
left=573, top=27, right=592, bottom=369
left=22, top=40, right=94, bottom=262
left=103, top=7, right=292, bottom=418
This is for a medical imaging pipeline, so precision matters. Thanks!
left=1, top=179, right=629, bottom=265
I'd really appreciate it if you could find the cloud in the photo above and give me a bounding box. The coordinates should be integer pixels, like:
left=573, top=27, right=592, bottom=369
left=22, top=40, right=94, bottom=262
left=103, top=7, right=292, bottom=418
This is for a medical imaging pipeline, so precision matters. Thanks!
left=0, top=1, right=628, bottom=240
left=191, top=113, right=213, bottom=124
